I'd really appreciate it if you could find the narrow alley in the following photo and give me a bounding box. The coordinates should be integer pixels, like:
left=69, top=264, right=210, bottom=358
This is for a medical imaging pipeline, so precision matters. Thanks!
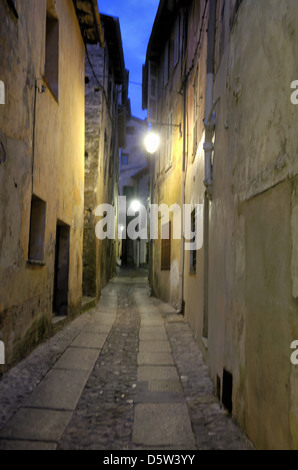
left=0, top=269, right=252, bottom=451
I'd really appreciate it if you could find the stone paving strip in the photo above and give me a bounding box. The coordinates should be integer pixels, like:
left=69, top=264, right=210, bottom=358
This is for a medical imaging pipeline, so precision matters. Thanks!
left=132, top=292, right=196, bottom=450
left=0, top=286, right=118, bottom=450
left=0, top=272, right=253, bottom=450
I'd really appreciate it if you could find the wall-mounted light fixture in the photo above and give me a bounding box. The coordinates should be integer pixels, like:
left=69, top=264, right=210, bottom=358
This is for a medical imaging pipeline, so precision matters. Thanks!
left=144, top=122, right=182, bottom=154
left=144, top=131, right=160, bottom=154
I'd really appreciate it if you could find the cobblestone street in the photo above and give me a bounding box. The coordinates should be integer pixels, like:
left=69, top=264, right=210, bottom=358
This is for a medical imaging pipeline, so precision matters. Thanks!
left=0, top=269, right=253, bottom=451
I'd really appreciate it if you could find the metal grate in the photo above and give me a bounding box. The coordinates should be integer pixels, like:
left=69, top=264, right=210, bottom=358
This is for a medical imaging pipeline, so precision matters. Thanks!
left=148, top=379, right=183, bottom=392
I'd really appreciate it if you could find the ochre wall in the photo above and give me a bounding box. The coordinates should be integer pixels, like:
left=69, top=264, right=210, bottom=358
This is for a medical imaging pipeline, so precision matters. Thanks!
left=204, top=0, right=298, bottom=449
left=0, top=0, right=85, bottom=366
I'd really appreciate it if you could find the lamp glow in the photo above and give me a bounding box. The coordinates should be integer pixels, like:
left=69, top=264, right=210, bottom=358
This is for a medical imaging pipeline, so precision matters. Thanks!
left=144, top=131, right=160, bottom=154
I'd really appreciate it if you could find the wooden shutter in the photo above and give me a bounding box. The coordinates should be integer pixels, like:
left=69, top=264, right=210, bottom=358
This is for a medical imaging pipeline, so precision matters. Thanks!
left=148, top=61, right=158, bottom=123
left=174, top=17, right=180, bottom=67
left=163, top=42, right=169, bottom=87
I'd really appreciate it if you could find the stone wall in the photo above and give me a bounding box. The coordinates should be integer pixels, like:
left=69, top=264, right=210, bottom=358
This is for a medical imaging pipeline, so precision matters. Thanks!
left=83, top=38, right=120, bottom=300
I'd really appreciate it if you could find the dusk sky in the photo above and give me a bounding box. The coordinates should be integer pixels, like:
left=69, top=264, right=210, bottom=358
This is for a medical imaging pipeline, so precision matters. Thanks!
left=98, top=0, right=160, bottom=120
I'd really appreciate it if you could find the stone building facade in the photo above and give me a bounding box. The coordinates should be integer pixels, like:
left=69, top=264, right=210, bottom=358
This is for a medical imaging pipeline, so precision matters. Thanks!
left=0, top=0, right=101, bottom=368
left=143, top=0, right=185, bottom=309
left=143, top=0, right=298, bottom=449
left=83, top=13, right=128, bottom=300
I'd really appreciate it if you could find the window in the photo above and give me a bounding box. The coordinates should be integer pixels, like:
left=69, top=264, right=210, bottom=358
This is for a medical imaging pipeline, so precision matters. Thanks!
left=108, top=78, right=112, bottom=106
left=163, top=42, right=169, bottom=87
left=148, top=61, right=158, bottom=123
left=173, top=17, right=180, bottom=67
left=123, top=186, right=134, bottom=200
left=190, top=209, right=196, bottom=273
left=28, top=196, right=46, bottom=263
left=6, top=0, right=18, bottom=18
left=127, top=126, right=135, bottom=135
left=121, top=153, right=129, bottom=165
left=165, top=111, right=173, bottom=170
left=45, top=1, right=59, bottom=100
left=161, top=221, right=171, bottom=270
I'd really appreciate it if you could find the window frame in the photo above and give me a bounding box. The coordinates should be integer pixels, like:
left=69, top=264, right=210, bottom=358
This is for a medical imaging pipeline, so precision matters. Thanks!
left=165, top=111, right=173, bottom=171
left=28, top=195, right=47, bottom=265
left=173, top=16, right=180, bottom=68
left=121, top=153, right=129, bottom=165
left=45, top=3, right=59, bottom=101
left=163, top=42, right=169, bottom=88
left=6, top=0, right=18, bottom=18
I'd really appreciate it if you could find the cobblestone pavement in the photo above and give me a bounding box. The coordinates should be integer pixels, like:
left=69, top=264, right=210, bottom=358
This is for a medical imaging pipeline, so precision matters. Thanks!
left=0, top=268, right=254, bottom=450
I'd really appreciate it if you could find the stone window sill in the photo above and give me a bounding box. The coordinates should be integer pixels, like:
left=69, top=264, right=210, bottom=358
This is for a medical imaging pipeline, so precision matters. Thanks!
left=27, top=259, right=46, bottom=267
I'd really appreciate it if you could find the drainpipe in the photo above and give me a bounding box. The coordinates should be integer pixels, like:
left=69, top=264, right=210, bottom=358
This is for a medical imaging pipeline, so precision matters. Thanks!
left=203, top=0, right=218, bottom=199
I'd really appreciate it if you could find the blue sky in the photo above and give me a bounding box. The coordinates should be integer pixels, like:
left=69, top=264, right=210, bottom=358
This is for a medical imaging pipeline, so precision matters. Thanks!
left=98, top=0, right=160, bottom=120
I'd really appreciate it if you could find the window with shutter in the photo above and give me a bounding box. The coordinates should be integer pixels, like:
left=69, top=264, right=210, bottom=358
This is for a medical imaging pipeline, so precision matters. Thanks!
left=163, top=42, right=169, bottom=87
left=174, top=17, right=180, bottom=67
left=148, top=61, right=158, bottom=123
left=165, top=111, right=173, bottom=170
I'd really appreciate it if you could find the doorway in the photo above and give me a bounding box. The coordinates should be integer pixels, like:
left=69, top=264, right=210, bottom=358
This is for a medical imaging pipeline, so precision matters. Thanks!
left=53, top=221, right=70, bottom=316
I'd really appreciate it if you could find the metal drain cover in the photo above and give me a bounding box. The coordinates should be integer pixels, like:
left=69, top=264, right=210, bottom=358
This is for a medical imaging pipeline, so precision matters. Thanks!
left=148, top=379, right=183, bottom=392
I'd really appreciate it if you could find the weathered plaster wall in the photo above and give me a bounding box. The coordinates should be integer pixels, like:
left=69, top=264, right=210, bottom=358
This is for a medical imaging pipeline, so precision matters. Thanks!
left=183, top=0, right=209, bottom=352
left=206, top=0, right=298, bottom=449
left=83, top=43, right=103, bottom=299
left=0, top=0, right=85, bottom=367
left=151, top=25, right=184, bottom=308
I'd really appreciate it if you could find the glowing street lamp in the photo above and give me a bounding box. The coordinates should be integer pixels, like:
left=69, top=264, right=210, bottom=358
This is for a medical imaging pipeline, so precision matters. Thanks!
left=144, top=131, right=160, bottom=154
left=144, top=122, right=182, bottom=155
left=129, top=199, right=141, bottom=213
